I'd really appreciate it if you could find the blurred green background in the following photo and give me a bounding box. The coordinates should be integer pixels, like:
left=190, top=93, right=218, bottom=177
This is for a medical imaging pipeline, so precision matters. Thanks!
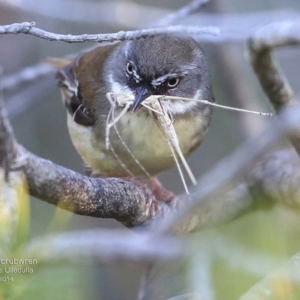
left=1, top=0, right=300, bottom=299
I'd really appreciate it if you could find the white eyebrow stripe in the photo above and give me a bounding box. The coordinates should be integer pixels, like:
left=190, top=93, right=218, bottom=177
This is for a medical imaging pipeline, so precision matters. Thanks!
left=151, top=74, right=169, bottom=86
left=151, top=72, right=187, bottom=87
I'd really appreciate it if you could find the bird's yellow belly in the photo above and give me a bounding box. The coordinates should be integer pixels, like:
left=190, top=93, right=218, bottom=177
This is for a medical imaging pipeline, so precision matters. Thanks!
left=67, top=111, right=206, bottom=177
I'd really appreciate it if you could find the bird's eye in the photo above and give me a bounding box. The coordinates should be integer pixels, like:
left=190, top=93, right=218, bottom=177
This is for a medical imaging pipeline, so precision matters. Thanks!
left=126, top=62, right=133, bottom=75
left=167, top=77, right=180, bottom=89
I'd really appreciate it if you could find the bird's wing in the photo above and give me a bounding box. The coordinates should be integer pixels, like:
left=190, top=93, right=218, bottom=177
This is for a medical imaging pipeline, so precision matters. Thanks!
left=56, top=57, right=95, bottom=126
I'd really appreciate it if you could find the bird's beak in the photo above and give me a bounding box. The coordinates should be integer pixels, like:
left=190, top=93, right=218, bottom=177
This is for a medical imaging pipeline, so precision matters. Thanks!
left=130, top=86, right=151, bottom=113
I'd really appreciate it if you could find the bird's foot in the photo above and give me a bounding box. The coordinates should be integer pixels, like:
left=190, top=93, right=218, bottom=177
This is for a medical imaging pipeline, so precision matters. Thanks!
left=149, top=177, right=174, bottom=202
left=121, top=176, right=174, bottom=202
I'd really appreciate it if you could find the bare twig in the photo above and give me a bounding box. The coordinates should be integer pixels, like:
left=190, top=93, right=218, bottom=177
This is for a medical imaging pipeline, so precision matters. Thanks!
left=3, top=63, right=54, bottom=93
left=248, top=21, right=300, bottom=156
left=6, top=77, right=54, bottom=120
left=0, top=22, right=219, bottom=43
left=22, top=229, right=180, bottom=264
left=6, top=0, right=299, bottom=34
left=2, top=46, right=96, bottom=94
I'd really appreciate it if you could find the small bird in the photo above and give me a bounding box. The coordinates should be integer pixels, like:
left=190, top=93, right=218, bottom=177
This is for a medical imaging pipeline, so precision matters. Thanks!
left=56, top=33, right=214, bottom=191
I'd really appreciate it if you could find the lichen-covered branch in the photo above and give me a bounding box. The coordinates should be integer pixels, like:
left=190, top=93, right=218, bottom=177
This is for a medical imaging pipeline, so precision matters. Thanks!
left=18, top=147, right=153, bottom=227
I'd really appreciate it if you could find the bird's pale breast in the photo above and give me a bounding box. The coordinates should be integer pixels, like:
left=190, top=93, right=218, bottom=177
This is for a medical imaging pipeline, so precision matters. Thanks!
left=67, top=105, right=207, bottom=177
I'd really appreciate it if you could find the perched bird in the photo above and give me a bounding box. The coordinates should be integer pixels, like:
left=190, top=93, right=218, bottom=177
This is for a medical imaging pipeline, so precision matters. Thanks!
left=56, top=33, right=214, bottom=188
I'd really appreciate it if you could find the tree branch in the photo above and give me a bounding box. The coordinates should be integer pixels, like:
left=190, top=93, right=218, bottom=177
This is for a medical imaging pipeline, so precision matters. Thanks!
left=18, top=147, right=153, bottom=227
left=3, top=63, right=54, bottom=93
left=0, top=22, right=219, bottom=43
left=22, top=229, right=180, bottom=264
left=248, top=21, right=300, bottom=156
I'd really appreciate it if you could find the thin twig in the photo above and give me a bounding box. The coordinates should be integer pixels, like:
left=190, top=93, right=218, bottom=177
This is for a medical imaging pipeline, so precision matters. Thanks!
left=2, top=45, right=97, bottom=94
left=22, top=229, right=180, bottom=264
left=0, top=22, right=219, bottom=43
left=3, top=63, right=54, bottom=93
left=6, top=77, right=54, bottom=120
